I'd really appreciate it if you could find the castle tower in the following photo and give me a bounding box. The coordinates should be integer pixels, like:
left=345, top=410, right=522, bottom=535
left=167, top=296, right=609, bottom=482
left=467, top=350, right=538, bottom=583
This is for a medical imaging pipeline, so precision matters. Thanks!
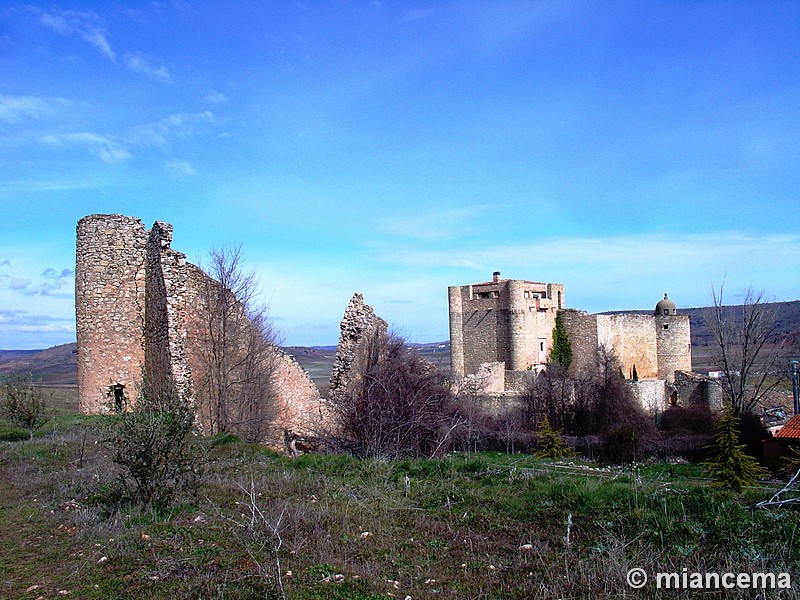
left=448, top=272, right=564, bottom=378
left=76, top=215, right=148, bottom=413
left=448, top=286, right=466, bottom=379
left=654, top=293, right=692, bottom=382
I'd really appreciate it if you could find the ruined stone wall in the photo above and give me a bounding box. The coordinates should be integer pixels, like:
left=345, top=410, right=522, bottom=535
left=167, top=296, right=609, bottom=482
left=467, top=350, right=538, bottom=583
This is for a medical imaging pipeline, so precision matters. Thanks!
left=672, top=370, right=723, bottom=411
left=272, top=350, right=325, bottom=441
left=76, top=215, right=147, bottom=413
left=330, top=293, right=388, bottom=396
left=628, top=379, right=667, bottom=415
left=76, top=214, right=320, bottom=443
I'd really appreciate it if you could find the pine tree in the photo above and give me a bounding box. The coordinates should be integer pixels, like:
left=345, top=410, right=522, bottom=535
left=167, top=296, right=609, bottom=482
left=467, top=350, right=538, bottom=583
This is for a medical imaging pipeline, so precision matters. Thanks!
left=536, top=415, right=572, bottom=460
left=549, top=313, right=573, bottom=369
left=704, top=407, right=768, bottom=493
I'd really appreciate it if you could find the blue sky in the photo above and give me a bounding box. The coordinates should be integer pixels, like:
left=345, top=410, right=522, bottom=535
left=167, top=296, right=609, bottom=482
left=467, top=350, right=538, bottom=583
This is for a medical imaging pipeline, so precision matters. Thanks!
left=1, top=1, right=799, bottom=349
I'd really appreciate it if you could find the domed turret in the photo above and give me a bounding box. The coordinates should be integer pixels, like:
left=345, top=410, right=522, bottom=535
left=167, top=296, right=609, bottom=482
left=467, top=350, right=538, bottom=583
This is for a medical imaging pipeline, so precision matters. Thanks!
left=655, top=293, right=677, bottom=316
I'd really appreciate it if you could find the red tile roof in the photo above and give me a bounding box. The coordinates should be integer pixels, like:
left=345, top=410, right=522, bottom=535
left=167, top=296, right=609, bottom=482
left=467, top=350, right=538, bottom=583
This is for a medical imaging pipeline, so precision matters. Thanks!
left=775, top=415, right=800, bottom=439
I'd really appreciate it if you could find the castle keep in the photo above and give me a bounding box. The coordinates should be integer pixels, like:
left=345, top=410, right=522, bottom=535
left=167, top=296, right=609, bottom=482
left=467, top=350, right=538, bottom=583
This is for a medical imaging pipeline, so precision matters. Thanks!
left=448, top=272, right=564, bottom=379
left=449, top=273, right=715, bottom=411
left=75, top=214, right=320, bottom=441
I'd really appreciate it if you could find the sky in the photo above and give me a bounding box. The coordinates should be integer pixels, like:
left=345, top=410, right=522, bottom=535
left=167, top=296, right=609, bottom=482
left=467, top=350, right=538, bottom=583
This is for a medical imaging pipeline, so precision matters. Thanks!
left=1, top=1, right=799, bottom=350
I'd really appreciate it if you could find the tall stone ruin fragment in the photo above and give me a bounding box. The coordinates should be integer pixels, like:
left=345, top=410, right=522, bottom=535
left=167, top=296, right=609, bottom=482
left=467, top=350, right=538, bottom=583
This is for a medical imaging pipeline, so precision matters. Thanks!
left=329, top=293, right=388, bottom=398
left=75, top=214, right=321, bottom=445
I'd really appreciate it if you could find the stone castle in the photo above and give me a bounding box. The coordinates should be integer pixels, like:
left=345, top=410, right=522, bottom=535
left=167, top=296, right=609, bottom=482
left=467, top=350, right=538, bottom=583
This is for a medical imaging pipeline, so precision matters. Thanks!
left=449, top=272, right=719, bottom=412
left=75, top=214, right=321, bottom=442
left=76, top=214, right=717, bottom=445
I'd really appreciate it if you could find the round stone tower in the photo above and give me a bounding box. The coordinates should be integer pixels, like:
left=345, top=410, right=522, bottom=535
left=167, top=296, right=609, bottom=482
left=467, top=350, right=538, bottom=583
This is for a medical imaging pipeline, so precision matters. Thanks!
left=448, top=286, right=465, bottom=379
left=75, top=215, right=148, bottom=413
left=654, top=293, right=691, bottom=382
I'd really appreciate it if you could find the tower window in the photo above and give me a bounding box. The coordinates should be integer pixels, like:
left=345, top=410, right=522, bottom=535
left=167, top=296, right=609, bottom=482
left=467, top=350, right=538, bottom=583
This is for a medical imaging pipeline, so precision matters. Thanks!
left=663, top=324, right=669, bottom=330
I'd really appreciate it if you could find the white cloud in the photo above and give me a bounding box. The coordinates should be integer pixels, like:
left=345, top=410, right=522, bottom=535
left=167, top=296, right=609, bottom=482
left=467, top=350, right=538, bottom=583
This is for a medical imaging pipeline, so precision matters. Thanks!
left=125, top=53, right=171, bottom=82
left=372, top=231, right=800, bottom=313
left=165, top=159, right=196, bottom=176
left=17, top=324, right=75, bottom=333
left=0, top=95, right=57, bottom=123
left=41, top=132, right=132, bottom=163
left=379, top=205, right=492, bottom=241
left=402, top=7, right=435, bottom=22
left=205, top=91, right=227, bottom=104
left=38, top=9, right=116, bottom=62
left=129, top=111, right=216, bottom=147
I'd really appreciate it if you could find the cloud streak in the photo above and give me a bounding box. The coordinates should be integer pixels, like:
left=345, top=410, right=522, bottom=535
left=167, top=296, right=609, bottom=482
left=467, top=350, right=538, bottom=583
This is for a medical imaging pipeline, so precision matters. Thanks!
left=125, top=53, right=171, bottom=82
left=38, top=9, right=116, bottom=62
left=0, top=95, right=68, bottom=123
left=37, top=111, right=216, bottom=164
left=41, top=132, right=132, bottom=163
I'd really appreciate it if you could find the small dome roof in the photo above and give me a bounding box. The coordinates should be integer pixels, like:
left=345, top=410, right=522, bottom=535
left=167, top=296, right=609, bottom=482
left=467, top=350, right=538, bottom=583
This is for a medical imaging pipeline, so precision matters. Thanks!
left=655, top=293, right=677, bottom=315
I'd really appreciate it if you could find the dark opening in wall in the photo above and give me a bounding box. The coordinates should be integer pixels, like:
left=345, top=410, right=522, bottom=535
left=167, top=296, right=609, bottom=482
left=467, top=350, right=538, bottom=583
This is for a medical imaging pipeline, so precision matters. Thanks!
left=110, top=383, right=125, bottom=413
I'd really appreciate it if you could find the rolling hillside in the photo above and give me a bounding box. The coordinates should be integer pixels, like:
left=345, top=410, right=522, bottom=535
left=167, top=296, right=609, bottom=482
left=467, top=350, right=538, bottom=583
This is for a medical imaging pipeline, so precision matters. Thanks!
left=2, top=300, right=797, bottom=384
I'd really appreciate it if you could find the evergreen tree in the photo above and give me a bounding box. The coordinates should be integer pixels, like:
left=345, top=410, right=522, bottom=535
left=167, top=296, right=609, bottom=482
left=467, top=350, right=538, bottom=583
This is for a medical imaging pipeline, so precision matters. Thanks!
left=536, top=415, right=572, bottom=460
left=704, top=407, right=768, bottom=493
left=549, top=313, right=573, bottom=369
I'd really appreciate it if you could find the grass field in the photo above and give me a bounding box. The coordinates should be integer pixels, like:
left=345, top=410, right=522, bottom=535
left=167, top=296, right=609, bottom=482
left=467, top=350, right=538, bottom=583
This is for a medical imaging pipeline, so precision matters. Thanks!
left=1, top=388, right=799, bottom=599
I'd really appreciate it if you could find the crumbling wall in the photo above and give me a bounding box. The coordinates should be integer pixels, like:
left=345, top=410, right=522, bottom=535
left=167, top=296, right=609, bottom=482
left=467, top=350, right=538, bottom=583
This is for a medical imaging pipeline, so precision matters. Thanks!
left=329, top=293, right=388, bottom=397
left=672, top=370, right=723, bottom=411
left=628, top=379, right=667, bottom=415
left=454, top=361, right=506, bottom=395
left=76, top=214, right=320, bottom=443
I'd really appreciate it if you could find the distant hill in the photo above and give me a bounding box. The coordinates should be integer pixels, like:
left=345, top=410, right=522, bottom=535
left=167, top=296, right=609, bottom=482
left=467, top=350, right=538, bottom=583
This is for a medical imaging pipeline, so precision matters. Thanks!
left=601, top=300, right=800, bottom=346
left=2, top=300, right=797, bottom=384
left=0, top=343, right=79, bottom=385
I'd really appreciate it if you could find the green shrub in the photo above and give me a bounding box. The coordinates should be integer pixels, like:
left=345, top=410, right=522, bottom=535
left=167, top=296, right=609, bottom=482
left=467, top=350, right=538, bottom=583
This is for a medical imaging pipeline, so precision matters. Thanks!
left=105, top=377, right=200, bottom=510
left=704, top=408, right=768, bottom=493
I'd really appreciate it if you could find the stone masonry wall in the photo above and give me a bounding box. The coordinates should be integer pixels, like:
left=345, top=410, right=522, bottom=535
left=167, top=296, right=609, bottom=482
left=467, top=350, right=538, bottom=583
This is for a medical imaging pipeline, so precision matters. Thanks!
left=449, top=277, right=563, bottom=379
left=595, top=314, right=659, bottom=380
left=559, top=309, right=599, bottom=378
left=330, top=293, right=388, bottom=397
left=76, top=215, right=147, bottom=413
left=76, top=214, right=320, bottom=442
left=655, top=314, right=692, bottom=382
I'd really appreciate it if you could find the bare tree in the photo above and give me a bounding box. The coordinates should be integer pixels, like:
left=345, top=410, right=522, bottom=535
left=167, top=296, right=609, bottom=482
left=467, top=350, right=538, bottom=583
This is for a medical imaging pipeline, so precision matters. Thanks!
left=706, top=285, right=786, bottom=416
left=194, top=245, right=281, bottom=441
left=327, top=333, right=454, bottom=459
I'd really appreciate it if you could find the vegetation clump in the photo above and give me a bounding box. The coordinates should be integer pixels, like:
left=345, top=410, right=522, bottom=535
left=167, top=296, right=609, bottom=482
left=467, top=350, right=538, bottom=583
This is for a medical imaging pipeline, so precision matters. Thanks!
left=704, top=407, right=769, bottom=493
left=104, top=377, right=200, bottom=510
left=549, top=313, right=573, bottom=369
left=536, top=415, right=572, bottom=460
left=0, top=372, right=49, bottom=440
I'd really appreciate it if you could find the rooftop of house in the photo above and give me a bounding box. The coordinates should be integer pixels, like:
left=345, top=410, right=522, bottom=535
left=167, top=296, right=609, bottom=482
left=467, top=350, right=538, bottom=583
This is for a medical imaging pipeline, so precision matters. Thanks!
left=775, top=414, right=800, bottom=439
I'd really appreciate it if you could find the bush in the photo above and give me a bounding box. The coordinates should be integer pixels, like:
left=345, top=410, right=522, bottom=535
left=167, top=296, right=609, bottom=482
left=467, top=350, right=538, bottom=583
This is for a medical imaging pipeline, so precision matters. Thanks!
left=660, top=405, right=714, bottom=434
left=105, top=377, right=200, bottom=510
left=0, top=373, right=49, bottom=440
left=327, top=335, right=455, bottom=459
left=705, top=408, right=768, bottom=493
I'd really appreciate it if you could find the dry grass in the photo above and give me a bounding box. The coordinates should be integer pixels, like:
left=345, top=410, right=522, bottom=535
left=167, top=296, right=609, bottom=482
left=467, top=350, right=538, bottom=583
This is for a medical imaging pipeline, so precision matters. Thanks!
left=1, top=389, right=799, bottom=599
